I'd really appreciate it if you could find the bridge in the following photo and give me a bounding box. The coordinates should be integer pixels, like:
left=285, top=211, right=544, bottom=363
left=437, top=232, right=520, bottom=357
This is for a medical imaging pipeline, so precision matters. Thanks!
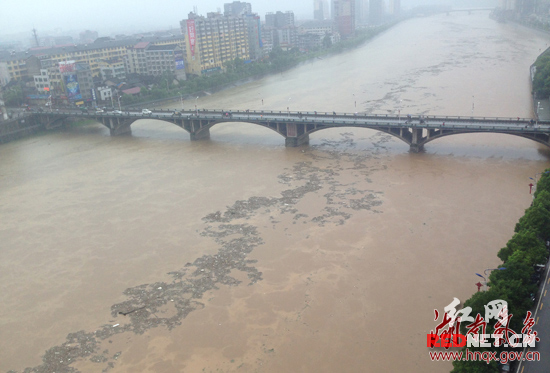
left=21, top=108, right=550, bottom=152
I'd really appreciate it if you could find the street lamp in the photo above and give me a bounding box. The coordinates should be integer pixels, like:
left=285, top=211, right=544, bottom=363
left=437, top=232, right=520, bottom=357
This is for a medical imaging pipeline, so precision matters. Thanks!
left=398, top=99, right=402, bottom=123
left=178, top=92, right=183, bottom=110
left=529, top=171, right=550, bottom=198
left=471, top=95, right=475, bottom=117
left=195, top=96, right=199, bottom=113
left=476, top=268, right=506, bottom=291
left=475, top=273, right=487, bottom=291
left=484, top=267, right=506, bottom=277
left=288, top=97, right=291, bottom=117
left=117, top=95, right=121, bottom=111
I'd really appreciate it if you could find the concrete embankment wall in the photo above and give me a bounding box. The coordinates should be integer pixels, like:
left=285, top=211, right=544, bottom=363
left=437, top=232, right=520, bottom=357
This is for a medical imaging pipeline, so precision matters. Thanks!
left=0, top=116, right=45, bottom=144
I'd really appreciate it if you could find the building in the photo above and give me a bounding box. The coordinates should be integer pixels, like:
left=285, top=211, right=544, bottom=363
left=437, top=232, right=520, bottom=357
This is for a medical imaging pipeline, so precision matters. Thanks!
left=80, top=30, right=98, bottom=44
left=125, top=42, right=149, bottom=75
left=99, top=58, right=126, bottom=81
left=59, top=61, right=94, bottom=105
left=314, top=0, right=329, bottom=20
left=332, top=0, right=355, bottom=38
left=244, top=13, right=262, bottom=60
left=298, top=20, right=339, bottom=51
left=181, top=12, right=250, bottom=76
left=299, top=20, right=335, bottom=37
left=389, top=0, right=401, bottom=16
left=369, top=0, right=384, bottom=25
left=224, top=1, right=252, bottom=16
left=355, top=0, right=369, bottom=25
left=263, top=11, right=298, bottom=51
left=265, top=11, right=295, bottom=28
left=33, top=69, right=50, bottom=92
left=96, top=86, right=113, bottom=103
left=145, top=44, right=186, bottom=79
left=0, top=36, right=187, bottom=85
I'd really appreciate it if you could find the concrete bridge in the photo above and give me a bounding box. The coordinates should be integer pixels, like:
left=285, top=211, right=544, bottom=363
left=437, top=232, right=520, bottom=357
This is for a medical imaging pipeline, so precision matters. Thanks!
left=26, top=108, right=550, bottom=152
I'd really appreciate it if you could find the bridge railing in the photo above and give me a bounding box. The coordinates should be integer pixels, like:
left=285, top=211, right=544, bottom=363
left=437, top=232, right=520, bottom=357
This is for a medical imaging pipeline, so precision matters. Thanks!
left=31, top=109, right=550, bottom=128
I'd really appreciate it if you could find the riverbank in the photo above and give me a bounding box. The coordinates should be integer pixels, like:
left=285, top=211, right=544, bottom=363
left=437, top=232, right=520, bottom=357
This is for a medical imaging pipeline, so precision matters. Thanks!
left=124, top=19, right=405, bottom=110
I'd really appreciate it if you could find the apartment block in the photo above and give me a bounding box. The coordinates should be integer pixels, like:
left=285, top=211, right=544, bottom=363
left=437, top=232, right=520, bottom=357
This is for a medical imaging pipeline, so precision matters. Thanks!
left=181, top=12, right=250, bottom=76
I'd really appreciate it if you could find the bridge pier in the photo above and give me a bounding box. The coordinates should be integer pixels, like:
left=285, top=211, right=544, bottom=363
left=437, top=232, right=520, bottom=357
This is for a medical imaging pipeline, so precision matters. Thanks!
left=109, top=118, right=132, bottom=136
left=409, top=143, right=424, bottom=153
left=285, top=134, right=309, bottom=147
left=190, top=127, right=210, bottom=141
left=410, top=128, right=423, bottom=153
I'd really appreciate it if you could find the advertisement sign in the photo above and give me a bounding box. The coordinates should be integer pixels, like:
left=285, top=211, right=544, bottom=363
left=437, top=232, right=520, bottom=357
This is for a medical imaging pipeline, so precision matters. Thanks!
left=187, top=19, right=196, bottom=57
left=59, top=61, right=76, bottom=73
left=64, top=74, right=81, bottom=100
left=175, top=50, right=185, bottom=70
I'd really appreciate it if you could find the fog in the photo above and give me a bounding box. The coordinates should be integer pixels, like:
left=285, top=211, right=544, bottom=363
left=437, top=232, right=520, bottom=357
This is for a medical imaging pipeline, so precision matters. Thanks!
left=1, top=0, right=498, bottom=41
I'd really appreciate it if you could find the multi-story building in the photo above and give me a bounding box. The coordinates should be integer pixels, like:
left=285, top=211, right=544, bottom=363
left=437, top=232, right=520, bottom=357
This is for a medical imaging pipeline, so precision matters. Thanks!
left=180, top=12, right=250, bottom=76
left=369, top=0, right=384, bottom=25
left=99, top=58, right=126, bottom=81
left=96, top=86, right=113, bottom=103
left=145, top=44, right=186, bottom=79
left=33, top=69, right=50, bottom=92
left=59, top=61, right=94, bottom=104
left=389, top=0, right=401, bottom=16
left=265, top=11, right=295, bottom=28
left=332, top=0, right=355, bottom=38
left=314, top=0, right=330, bottom=20
left=244, top=13, right=262, bottom=60
left=80, top=30, right=99, bottom=44
left=298, top=20, right=340, bottom=51
left=263, top=11, right=298, bottom=51
left=299, top=20, right=335, bottom=37
left=0, top=36, right=187, bottom=86
left=355, top=0, right=369, bottom=25
left=224, top=1, right=252, bottom=16
left=125, top=42, right=149, bottom=75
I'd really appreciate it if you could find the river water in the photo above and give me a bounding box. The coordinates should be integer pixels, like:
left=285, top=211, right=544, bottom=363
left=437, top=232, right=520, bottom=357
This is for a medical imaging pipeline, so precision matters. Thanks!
left=2, top=11, right=550, bottom=373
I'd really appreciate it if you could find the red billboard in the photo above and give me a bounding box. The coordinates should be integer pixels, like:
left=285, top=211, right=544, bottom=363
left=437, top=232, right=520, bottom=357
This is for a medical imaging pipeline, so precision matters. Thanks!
left=59, top=61, right=76, bottom=73
left=187, top=19, right=196, bottom=57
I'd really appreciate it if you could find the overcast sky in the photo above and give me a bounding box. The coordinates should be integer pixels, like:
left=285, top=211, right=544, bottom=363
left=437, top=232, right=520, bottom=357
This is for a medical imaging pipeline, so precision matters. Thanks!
left=1, top=0, right=496, bottom=40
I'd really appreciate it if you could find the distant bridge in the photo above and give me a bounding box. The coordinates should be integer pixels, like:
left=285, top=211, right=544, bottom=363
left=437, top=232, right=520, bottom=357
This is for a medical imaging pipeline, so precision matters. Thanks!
left=21, top=108, right=550, bottom=152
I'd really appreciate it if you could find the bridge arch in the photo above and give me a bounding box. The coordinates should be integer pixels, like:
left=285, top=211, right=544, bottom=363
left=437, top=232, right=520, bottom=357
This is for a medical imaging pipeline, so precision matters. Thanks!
left=419, top=129, right=550, bottom=150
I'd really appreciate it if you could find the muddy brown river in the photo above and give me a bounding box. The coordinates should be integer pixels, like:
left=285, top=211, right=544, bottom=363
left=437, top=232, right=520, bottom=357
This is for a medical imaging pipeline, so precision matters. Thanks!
left=2, top=11, right=550, bottom=373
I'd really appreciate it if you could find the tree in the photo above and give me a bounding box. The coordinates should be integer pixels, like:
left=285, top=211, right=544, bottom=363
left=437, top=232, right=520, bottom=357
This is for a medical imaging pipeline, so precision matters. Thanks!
left=514, top=203, right=550, bottom=239
left=497, top=230, right=547, bottom=265
left=3, top=85, right=24, bottom=106
left=323, top=34, right=332, bottom=48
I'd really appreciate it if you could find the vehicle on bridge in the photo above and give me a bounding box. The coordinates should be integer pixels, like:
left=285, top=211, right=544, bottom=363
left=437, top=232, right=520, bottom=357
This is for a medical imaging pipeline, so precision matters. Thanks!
left=95, top=108, right=104, bottom=113
left=142, top=109, right=152, bottom=115
left=111, top=110, right=123, bottom=115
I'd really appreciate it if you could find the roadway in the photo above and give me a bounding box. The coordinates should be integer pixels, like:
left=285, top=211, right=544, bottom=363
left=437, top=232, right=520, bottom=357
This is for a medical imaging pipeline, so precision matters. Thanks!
left=515, top=260, right=550, bottom=372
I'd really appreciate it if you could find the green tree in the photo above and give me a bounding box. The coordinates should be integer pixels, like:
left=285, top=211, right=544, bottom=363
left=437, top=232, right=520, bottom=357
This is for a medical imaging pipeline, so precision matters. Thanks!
left=514, top=202, right=550, bottom=238
left=323, top=34, right=332, bottom=48
left=497, top=230, right=547, bottom=265
left=3, top=85, right=24, bottom=106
